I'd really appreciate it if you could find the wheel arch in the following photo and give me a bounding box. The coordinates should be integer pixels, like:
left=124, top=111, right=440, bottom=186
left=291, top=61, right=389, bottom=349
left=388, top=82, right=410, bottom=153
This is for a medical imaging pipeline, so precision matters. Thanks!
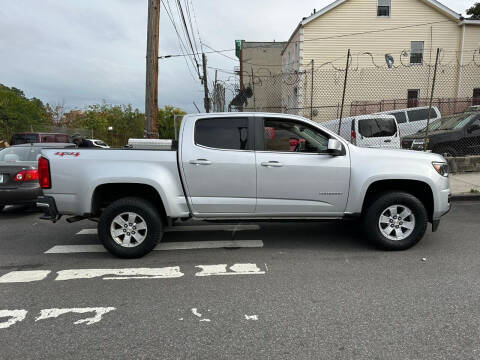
left=361, top=179, right=434, bottom=222
left=91, top=182, right=168, bottom=223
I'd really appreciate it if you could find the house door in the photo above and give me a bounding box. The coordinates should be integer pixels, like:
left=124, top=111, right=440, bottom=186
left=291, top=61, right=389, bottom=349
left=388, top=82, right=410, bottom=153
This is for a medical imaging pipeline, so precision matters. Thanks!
left=407, top=89, right=419, bottom=108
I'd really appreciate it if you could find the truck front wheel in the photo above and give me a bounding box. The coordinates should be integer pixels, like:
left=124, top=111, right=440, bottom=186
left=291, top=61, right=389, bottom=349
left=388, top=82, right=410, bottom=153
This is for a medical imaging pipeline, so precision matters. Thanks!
left=98, top=197, right=163, bottom=258
left=363, top=192, right=427, bottom=250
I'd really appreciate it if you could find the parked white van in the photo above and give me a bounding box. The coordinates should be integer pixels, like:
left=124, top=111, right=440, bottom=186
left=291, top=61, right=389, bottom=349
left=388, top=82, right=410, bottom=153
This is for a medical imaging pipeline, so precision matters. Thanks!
left=375, top=106, right=441, bottom=137
left=321, top=114, right=400, bottom=149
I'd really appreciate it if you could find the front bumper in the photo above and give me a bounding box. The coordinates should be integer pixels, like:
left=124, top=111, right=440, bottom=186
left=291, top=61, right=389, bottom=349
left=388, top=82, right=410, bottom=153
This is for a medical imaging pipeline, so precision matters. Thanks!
left=37, top=196, right=61, bottom=222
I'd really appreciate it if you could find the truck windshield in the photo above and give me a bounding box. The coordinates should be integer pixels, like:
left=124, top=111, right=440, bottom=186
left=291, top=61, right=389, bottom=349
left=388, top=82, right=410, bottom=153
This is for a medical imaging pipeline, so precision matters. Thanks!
left=436, top=114, right=475, bottom=130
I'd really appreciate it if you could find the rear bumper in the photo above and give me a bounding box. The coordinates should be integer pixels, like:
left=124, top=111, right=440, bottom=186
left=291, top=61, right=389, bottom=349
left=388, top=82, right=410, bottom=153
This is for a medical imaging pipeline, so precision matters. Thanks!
left=0, top=186, right=42, bottom=206
left=37, top=196, right=61, bottom=222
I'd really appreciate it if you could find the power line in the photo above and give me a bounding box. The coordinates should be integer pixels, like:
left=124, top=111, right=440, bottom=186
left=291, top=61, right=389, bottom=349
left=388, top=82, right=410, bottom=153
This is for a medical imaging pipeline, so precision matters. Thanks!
left=159, top=48, right=235, bottom=58
left=165, top=0, right=200, bottom=76
left=189, top=0, right=204, bottom=53
left=183, top=0, right=201, bottom=57
left=175, top=0, right=201, bottom=72
left=161, top=0, right=199, bottom=81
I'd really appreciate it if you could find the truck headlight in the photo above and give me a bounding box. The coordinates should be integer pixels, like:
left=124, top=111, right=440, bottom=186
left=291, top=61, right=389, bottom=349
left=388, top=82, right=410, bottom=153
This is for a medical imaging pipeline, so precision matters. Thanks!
left=432, top=162, right=449, bottom=177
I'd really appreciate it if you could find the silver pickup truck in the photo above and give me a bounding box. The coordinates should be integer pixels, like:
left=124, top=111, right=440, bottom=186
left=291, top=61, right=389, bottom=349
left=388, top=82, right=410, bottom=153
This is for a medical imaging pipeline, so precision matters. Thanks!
left=38, top=112, right=451, bottom=258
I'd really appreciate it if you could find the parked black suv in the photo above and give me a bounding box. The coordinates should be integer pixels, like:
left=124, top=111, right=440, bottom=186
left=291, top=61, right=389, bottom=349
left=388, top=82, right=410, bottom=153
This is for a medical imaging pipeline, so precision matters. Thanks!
left=401, top=110, right=480, bottom=156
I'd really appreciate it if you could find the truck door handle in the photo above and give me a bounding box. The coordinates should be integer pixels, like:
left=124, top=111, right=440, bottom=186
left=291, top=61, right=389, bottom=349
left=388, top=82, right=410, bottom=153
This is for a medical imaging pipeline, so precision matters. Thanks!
left=261, top=161, right=283, bottom=167
left=384, top=139, right=392, bottom=143
left=189, top=159, right=211, bottom=166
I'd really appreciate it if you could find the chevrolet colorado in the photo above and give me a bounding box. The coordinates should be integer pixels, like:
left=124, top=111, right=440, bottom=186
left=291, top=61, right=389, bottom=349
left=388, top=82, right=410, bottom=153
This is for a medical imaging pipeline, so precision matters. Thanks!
left=37, top=113, right=451, bottom=258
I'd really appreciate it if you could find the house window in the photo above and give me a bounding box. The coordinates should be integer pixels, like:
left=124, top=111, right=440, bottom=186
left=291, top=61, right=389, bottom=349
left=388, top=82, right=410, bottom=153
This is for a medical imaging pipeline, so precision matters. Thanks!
left=410, top=41, right=424, bottom=64
left=407, top=89, right=420, bottom=108
left=473, top=88, right=480, bottom=106
left=377, top=0, right=390, bottom=16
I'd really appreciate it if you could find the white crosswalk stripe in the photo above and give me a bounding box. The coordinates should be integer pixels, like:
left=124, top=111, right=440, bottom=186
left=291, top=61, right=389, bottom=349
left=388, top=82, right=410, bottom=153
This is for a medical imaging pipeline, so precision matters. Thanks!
left=45, top=240, right=264, bottom=254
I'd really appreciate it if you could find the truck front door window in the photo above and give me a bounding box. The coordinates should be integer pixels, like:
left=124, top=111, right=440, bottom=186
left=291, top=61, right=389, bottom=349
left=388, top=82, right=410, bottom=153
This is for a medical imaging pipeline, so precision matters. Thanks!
left=263, top=119, right=329, bottom=153
left=195, top=118, right=249, bottom=150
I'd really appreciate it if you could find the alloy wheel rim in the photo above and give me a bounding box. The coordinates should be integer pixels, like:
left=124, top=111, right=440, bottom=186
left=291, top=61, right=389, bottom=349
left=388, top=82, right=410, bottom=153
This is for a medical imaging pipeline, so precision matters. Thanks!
left=110, top=212, right=148, bottom=248
left=378, top=204, right=415, bottom=241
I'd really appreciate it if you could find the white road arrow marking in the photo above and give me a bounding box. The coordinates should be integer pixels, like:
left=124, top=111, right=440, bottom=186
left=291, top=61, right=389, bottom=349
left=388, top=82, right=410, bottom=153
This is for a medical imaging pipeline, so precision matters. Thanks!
left=195, top=263, right=266, bottom=276
left=55, top=267, right=184, bottom=281
left=35, top=307, right=116, bottom=325
left=0, top=270, right=51, bottom=283
left=0, top=310, right=28, bottom=329
left=191, top=308, right=210, bottom=322
left=244, top=314, right=259, bottom=321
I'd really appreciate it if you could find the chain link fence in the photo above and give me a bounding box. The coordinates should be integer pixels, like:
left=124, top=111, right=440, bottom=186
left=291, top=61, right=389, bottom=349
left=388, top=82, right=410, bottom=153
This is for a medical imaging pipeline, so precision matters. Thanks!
left=223, top=49, right=480, bottom=160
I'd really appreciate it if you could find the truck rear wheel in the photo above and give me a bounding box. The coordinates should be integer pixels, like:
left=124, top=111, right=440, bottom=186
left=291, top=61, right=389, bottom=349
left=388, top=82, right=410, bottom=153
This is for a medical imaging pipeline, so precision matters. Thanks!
left=98, top=197, right=163, bottom=258
left=363, top=192, right=427, bottom=250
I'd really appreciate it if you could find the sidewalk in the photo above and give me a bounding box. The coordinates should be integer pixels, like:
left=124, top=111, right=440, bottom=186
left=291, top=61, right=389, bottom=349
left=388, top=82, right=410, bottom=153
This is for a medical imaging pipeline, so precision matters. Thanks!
left=450, top=172, right=480, bottom=197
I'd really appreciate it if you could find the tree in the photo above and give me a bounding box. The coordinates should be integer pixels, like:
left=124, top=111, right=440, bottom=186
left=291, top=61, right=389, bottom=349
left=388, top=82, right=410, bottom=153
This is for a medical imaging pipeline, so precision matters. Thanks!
left=157, top=106, right=186, bottom=139
left=0, top=84, right=50, bottom=141
left=466, top=2, right=480, bottom=19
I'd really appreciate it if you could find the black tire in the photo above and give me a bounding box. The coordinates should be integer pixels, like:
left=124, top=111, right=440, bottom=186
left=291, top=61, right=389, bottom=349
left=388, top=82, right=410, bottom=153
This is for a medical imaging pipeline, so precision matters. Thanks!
left=98, top=197, right=163, bottom=258
left=433, top=146, right=457, bottom=158
left=363, top=192, right=428, bottom=251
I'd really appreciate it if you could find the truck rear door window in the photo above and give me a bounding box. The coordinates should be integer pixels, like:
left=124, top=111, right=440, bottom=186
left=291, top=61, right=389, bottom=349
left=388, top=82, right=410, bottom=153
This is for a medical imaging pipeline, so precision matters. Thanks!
left=358, top=118, right=396, bottom=137
left=195, top=118, right=249, bottom=150
left=391, top=111, right=407, bottom=123
left=407, top=108, right=436, bottom=122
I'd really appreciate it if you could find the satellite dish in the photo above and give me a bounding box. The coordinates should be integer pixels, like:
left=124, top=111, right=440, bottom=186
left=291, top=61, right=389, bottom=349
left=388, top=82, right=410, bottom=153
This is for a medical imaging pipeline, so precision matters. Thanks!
left=385, top=54, right=394, bottom=68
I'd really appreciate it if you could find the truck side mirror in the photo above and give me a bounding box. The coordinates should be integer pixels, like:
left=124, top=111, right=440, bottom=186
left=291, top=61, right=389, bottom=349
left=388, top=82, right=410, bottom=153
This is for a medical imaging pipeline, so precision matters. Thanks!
left=327, top=138, right=343, bottom=156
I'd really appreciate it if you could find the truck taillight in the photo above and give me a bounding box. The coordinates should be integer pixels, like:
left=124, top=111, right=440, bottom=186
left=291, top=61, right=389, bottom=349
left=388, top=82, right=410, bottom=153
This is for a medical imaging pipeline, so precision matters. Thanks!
left=38, top=157, right=51, bottom=189
left=14, top=170, right=39, bottom=182
left=351, top=130, right=357, bottom=145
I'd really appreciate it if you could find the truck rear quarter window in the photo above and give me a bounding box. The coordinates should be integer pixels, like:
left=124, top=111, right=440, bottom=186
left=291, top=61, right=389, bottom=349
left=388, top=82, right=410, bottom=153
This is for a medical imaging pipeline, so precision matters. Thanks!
left=195, top=117, right=249, bottom=150
left=391, top=111, right=407, bottom=124
left=358, top=118, right=396, bottom=137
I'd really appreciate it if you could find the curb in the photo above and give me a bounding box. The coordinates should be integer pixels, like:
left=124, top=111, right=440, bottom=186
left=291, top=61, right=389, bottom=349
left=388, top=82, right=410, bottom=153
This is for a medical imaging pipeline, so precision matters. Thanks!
left=450, top=193, right=480, bottom=201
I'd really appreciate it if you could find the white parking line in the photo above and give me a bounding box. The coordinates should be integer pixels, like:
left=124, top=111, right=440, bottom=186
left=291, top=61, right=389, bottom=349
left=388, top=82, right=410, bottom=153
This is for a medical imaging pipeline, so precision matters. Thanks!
left=45, top=240, right=264, bottom=254
left=0, top=270, right=51, bottom=283
left=75, top=224, right=260, bottom=236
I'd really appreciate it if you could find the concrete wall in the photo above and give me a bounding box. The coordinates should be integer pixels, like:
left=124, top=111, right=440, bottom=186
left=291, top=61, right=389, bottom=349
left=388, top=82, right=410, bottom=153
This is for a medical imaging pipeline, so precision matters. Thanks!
left=241, top=41, right=286, bottom=112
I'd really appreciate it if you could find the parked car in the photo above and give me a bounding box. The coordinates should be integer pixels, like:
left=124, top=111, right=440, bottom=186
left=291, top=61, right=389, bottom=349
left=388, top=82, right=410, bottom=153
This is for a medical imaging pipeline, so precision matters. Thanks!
left=10, top=133, right=70, bottom=145
left=321, top=114, right=400, bottom=148
left=39, top=112, right=450, bottom=258
left=401, top=110, right=480, bottom=156
left=0, top=143, right=74, bottom=211
left=375, top=106, right=441, bottom=137
left=85, top=139, right=110, bottom=149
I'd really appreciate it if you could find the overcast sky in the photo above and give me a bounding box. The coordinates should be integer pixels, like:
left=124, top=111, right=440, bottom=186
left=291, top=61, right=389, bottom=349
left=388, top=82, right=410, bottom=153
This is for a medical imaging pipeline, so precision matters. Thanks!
left=0, top=0, right=475, bottom=113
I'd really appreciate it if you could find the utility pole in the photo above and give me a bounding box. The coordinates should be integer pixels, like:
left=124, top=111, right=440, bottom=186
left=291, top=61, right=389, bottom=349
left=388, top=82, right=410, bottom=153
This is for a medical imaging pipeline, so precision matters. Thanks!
left=213, top=70, right=218, bottom=112
left=202, top=53, right=210, bottom=113
left=337, top=49, right=351, bottom=135
left=145, top=0, right=160, bottom=138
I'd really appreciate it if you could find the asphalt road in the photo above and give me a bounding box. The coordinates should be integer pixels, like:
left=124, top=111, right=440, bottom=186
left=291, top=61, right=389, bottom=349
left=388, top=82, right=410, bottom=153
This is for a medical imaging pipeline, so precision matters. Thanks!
left=0, top=201, right=479, bottom=360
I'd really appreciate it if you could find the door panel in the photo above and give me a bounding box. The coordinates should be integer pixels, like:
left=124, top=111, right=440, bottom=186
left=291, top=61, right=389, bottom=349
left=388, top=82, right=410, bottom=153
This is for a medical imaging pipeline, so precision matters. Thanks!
left=181, top=117, right=256, bottom=215
left=255, top=152, right=350, bottom=215
left=255, top=117, right=350, bottom=216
